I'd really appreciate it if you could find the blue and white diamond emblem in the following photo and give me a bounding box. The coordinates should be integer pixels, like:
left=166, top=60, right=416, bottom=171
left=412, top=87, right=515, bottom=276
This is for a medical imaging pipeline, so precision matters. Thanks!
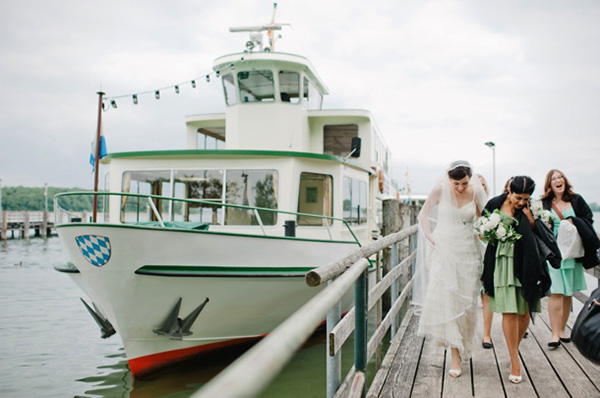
left=75, top=235, right=111, bottom=267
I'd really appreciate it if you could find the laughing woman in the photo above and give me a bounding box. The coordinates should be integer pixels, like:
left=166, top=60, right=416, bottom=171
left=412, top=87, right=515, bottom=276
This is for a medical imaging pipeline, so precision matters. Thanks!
left=541, top=169, right=591, bottom=348
left=481, top=176, right=552, bottom=384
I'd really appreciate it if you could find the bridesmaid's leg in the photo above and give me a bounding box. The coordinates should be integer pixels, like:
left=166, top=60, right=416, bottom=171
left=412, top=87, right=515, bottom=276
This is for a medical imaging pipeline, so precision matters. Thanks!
left=502, top=313, right=520, bottom=376
left=517, top=312, right=530, bottom=343
left=481, top=294, right=493, bottom=344
left=548, top=294, right=562, bottom=343
left=560, top=295, right=572, bottom=339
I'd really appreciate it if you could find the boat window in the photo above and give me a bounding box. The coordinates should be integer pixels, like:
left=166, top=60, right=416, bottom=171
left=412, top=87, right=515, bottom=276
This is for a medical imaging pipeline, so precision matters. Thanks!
left=279, top=71, right=300, bottom=103
left=197, top=127, right=226, bottom=149
left=121, top=170, right=172, bottom=223
left=324, top=124, right=359, bottom=157
left=222, top=73, right=237, bottom=106
left=172, top=169, right=224, bottom=224
left=297, top=172, right=333, bottom=226
left=302, top=78, right=322, bottom=110
left=343, top=177, right=368, bottom=225
left=238, top=70, right=275, bottom=103
left=225, top=170, right=278, bottom=225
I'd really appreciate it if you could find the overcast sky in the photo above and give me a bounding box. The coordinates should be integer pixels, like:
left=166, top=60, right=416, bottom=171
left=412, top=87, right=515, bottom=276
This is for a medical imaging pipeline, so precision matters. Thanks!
left=1, top=0, right=599, bottom=203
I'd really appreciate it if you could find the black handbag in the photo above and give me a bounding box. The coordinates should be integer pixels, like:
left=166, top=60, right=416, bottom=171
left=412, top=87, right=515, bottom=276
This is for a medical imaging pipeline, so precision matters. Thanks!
left=572, top=286, right=600, bottom=365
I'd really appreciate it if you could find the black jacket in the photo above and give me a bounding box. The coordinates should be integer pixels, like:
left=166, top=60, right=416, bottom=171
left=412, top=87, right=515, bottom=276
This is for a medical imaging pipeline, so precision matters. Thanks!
left=482, top=194, right=559, bottom=313
left=543, top=193, right=599, bottom=268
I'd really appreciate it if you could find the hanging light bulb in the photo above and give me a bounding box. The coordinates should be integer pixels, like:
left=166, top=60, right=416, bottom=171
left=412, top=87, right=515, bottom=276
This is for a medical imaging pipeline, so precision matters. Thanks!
left=132, top=94, right=138, bottom=104
left=191, top=80, right=196, bottom=88
left=155, top=90, right=160, bottom=100
left=102, top=102, right=106, bottom=111
left=205, top=74, right=210, bottom=82
left=110, top=100, right=117, bottom=109
left=216, top=71, right=220, bottom=77
left=175, top=85, right=180, bottom=94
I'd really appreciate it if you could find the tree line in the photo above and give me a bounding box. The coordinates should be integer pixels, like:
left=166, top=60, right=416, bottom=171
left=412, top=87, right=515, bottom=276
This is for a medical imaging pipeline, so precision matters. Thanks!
left=0, top=186, right=94, bottom=211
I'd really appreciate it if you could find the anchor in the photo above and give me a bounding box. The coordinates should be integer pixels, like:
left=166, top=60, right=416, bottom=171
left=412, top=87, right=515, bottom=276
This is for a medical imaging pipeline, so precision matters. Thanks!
left=153, top=297, right=210, bottom=340
left=80, top=298, right=116, bottom=339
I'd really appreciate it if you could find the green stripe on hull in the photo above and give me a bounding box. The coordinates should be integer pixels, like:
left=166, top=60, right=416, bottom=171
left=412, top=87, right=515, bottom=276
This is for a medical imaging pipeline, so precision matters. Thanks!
left=135, top=265, right=315, bottom=278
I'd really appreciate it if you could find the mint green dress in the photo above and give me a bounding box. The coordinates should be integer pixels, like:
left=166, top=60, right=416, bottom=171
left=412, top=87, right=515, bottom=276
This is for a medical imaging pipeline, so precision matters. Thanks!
left=548, top=208, right=587, bottom=296
left=488, top=217, right=541, bottom=314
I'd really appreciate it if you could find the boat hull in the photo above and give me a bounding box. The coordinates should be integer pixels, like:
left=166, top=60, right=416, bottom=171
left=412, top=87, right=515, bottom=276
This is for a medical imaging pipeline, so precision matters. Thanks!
left=57, top=224, right=359, bottom=376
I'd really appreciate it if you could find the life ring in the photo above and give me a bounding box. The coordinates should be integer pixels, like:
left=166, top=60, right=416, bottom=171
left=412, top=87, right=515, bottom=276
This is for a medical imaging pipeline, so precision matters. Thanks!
left=378, top=168, right=385, bottom=194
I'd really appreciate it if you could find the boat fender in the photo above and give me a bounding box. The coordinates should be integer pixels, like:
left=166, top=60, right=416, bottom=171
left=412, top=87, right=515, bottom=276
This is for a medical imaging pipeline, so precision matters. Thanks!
left=378, top=168, right=385, bottom=194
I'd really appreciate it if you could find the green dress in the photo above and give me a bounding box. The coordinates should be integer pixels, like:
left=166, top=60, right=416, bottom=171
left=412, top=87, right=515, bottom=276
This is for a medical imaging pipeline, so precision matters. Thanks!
left=488, top=217, right=541, bottom=314
left=548, top=207, right=587, bottom=296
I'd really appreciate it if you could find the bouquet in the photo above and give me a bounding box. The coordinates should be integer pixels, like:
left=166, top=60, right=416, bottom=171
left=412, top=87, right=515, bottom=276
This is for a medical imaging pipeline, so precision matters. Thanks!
left=530, top=198, right=553, bottom=224
left=474, top=209, right=521, bottom=245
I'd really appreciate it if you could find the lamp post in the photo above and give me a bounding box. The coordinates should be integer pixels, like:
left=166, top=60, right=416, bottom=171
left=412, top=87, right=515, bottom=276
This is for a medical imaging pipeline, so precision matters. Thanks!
left=485, top=142, right=496, bottom=195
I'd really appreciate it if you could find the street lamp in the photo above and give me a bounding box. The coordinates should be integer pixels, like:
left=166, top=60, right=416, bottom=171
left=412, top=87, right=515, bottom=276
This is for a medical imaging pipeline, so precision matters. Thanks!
left=485, top=142, right=496, bottom=195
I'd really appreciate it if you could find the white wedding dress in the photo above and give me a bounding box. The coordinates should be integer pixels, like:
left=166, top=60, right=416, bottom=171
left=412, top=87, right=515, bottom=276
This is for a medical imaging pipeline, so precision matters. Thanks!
left=414, top=197, right=484, bottom=359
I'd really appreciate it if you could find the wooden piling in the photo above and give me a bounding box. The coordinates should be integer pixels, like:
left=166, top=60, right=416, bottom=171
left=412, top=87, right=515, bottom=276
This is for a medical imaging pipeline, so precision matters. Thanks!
left=1, top=211, right=7, bottom=240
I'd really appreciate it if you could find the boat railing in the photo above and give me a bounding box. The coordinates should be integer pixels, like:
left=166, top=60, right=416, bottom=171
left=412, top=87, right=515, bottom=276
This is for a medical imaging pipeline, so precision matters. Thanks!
left=191, top=200, right=420, bottom=398
left=53, top=191, right=360, bottom=243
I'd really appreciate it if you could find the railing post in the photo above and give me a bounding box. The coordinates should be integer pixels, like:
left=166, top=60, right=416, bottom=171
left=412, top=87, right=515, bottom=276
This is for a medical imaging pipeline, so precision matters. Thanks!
left=326, top=282, right=342, bottom=398
left=354, top=267, right=368, bottom=397
left=390, top=242, right=399, bottom=339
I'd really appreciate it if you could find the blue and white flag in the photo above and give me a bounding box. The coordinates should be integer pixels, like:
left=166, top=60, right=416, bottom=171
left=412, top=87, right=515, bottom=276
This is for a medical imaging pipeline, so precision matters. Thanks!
left=89, top=134, right=107, bottom=172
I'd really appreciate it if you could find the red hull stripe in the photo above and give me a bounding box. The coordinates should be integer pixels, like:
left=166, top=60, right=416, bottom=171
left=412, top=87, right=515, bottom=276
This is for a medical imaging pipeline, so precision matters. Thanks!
left=129, top=336, right=265, bottom=377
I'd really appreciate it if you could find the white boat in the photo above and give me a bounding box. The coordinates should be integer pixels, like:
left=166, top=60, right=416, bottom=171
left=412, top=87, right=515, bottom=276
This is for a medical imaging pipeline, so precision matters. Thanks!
left=55, top=13, right=397, bottom=377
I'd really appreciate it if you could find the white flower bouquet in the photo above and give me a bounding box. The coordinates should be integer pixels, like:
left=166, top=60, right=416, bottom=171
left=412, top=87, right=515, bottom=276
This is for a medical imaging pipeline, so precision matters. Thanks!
left=530, top=199, right=553, bottom=224
left=474, top=209, right=522, bottom=245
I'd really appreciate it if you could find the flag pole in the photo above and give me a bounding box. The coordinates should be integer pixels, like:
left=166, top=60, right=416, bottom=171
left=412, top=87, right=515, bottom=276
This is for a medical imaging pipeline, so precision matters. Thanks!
left=93, top=91, right=105, bottom=223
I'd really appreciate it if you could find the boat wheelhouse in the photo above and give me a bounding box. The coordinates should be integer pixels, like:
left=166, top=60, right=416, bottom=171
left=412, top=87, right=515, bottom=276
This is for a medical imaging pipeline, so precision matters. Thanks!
left=55, top=17, right=397, bottom=377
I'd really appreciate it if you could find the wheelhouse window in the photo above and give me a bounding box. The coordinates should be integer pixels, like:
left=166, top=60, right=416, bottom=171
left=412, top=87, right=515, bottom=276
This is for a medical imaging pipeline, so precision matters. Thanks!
left=297, top=172, right=333, bottom=226
left=279, top=71, right=300, bottom=103
left=302, top=77, right=322, bottom=110
left=238, top=70, right=275, bottom=103
left=343, top=177, right=367, bottom=225
left=222, top=73, right=237, bottom=106
left=324, top=124, right=359, bottom=157
left=225, top=170, right=278, bottom=225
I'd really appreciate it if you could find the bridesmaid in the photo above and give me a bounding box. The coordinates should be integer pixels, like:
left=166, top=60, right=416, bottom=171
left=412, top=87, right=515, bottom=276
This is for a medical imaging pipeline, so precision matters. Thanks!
left=541, top=169, right=591, bottom=347
left=481, top=176, right=550, bottom=384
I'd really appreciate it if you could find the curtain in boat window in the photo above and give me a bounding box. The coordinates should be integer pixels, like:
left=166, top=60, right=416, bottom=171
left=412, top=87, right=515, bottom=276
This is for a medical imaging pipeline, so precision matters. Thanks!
left=297, top=172, right=333, bottom=226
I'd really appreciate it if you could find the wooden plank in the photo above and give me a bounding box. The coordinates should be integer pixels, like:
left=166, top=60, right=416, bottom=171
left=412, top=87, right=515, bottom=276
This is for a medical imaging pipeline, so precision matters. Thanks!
left=538, top=299, right=600, bottom=392
left=516, top=319, right=569, bottom=397
left=367, top=309, right=414, bottom=398
left=376, top=315, right=424, bottom=398
left=490, top=315, right=537, bottom=397
left=406, top=335, right=445, bottom=397
left=442, top=348, right=472, bottom=397
left=527, top=313, right=600, bottom=397
left=471, top=325, right=505, bottom=398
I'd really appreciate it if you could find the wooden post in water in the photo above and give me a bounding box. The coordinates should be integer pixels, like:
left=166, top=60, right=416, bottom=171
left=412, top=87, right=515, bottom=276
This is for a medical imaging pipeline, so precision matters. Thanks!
left=92, top=91, right=105, bottom=223
left=23, top=211, right=30, bottom=239
left=382, top=199, right=402, bottom=313
left=1, top=211, right=7, bottom=240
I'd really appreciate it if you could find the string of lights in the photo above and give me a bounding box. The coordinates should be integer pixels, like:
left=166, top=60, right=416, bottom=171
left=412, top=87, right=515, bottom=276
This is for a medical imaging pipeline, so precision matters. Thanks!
left=101, top=69, right=222, bottom=111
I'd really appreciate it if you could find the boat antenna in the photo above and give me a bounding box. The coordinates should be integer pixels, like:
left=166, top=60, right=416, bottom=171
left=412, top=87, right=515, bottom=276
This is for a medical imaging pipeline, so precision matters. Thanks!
left=229, top=3, right=289, bottom=52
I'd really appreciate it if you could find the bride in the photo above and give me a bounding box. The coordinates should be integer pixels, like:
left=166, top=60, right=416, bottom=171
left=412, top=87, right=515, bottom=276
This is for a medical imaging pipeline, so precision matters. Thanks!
left=413, top=160, right=487, bottom=377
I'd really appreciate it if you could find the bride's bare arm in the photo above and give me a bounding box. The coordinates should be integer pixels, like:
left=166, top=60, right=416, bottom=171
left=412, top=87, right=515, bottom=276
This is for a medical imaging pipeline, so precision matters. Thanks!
left=419, top=184, right=442, bottom=245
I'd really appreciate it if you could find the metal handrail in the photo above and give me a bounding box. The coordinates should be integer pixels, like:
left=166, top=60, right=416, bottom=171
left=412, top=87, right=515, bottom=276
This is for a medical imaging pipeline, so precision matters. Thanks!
left=54, top=191, right=361, bottom=244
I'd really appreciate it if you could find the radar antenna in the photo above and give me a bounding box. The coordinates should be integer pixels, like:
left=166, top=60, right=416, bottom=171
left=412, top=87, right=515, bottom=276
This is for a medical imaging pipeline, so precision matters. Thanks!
left=229, top=3, right=289, bottom=52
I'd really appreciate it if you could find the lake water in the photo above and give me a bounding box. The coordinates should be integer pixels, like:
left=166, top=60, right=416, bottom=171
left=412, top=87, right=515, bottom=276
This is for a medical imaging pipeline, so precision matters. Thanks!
left=0, top=237, right=365, bottom=398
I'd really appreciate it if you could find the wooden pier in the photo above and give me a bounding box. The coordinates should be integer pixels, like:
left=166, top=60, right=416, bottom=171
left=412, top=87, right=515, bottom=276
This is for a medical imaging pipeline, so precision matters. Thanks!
left=0, top=211, right=59, bottom=239
left=368, top=297, right=600, bottom=398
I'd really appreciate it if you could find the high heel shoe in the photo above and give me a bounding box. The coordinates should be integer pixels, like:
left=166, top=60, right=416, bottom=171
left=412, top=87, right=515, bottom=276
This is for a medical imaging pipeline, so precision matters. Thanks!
left=448, top=368, right=462, bottom=378
left=509, top=374, right=522, bottom=384
left=559, top=337, right=571, bottom=343
left=548, top=339, right=561, bottom=349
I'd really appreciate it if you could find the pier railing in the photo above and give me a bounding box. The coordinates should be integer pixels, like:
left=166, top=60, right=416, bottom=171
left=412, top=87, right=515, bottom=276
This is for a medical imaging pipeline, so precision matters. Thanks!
left=192, top=200, right=419, bottom=398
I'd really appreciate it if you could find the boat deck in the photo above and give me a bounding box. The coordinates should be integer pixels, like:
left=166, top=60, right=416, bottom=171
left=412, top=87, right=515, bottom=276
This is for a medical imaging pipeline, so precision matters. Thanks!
left=369, top=298, right=600, bottom=398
